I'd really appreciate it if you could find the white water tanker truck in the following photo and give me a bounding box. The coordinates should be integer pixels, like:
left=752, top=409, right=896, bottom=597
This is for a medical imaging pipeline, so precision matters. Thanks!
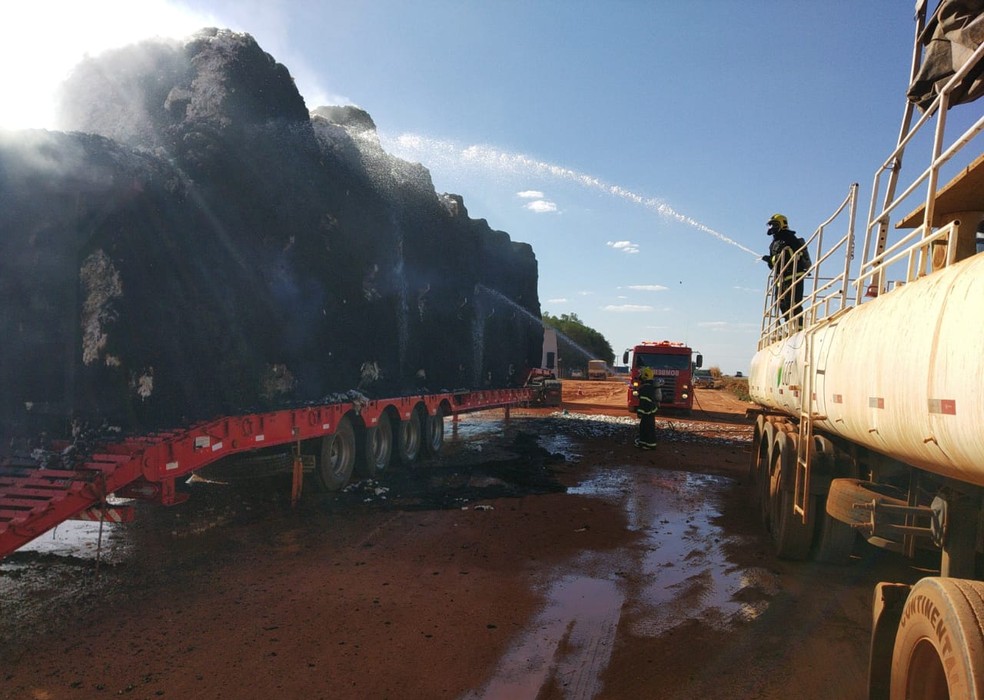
left=748, top=2, right=984, bottom=696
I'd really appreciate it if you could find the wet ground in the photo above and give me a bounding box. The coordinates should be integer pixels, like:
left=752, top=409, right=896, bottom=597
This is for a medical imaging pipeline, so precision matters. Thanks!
left=0, top=386, right=923, bottom=699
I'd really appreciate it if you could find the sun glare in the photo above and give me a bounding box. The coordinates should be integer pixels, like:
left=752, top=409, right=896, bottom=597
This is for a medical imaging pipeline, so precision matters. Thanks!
left=0, top=0, right=217, bottom=130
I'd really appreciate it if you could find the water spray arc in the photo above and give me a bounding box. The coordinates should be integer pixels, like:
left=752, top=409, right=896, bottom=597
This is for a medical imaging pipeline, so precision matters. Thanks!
left=386, top=134, right=760, bottom=257
left=475, top=285, right=597, bottom=363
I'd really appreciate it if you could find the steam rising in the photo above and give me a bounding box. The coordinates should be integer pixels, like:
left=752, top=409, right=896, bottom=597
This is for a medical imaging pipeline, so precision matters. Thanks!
left=0, top=0, right=217, bottom=130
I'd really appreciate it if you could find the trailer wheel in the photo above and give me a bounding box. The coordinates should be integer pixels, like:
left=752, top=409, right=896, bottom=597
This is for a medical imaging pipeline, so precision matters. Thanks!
left=423, top=406, right=446, bottom=456
left=757, top=420, right=778, bottom=528
left=812, top=436, right=857, bottom=565
left=749, top=415, right=766, bottom=483
left=890, top=578, right=984, bottom=699
left=394, top=409, right=423, bottom=467
left=315, top=418, right=356, bottom=491
left=769, top=431, right=814, bottom=560
left=360, top=412, right=393, bottom=478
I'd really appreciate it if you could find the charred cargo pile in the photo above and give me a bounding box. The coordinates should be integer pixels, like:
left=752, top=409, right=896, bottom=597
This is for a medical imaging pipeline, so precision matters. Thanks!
left=0, top=28, right=541, bottom=447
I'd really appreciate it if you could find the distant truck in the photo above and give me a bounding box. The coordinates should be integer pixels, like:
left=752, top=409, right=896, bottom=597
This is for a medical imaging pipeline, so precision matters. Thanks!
left=692, top=369, right=715, bottom=389
left=587, top=360, right=608, bottom=380
left=623, top=341, right=701, bottom=413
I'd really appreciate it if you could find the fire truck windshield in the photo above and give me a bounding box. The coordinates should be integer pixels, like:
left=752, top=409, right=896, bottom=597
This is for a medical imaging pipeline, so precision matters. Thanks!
left=635, top=354, right=690, bottom=371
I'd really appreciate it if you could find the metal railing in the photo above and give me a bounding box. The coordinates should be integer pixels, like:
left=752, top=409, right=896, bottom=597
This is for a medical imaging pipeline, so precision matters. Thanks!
left=855, top=39, right=984, bottom=302
left=758, top=184, right=860, bottom=348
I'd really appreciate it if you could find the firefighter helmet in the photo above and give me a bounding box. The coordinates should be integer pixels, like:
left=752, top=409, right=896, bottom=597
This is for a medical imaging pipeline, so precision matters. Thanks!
left=640, top=367, right=655, bottom=381
left=767, top=213, right=789, bottom=234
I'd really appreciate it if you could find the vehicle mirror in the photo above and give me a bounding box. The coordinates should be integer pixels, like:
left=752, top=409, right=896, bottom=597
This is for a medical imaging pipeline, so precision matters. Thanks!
left=622, top=351, right=629, bottom=365
left=695, top=354, right=703, bottom=368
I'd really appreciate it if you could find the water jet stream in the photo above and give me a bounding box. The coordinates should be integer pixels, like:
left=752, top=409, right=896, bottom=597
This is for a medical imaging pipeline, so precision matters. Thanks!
left=384, top=134, right=759, bottom=257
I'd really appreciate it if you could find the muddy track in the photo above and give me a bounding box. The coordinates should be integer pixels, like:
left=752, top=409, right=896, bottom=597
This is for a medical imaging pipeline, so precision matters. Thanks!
left=1, top=394, right=925, bottom=699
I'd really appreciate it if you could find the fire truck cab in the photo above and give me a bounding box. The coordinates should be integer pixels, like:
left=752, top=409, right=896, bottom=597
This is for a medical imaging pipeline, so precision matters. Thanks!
left=623, top=341, right=701, bottom=413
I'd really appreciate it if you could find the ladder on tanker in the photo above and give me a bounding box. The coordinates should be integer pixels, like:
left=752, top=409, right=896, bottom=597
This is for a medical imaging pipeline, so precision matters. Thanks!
left=793, top=332, right=815, bottom=523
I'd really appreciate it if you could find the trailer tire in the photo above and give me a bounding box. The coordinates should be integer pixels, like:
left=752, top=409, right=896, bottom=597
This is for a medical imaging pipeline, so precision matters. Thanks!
left=423, top=406, right=445, bottom=457
left=360, top=412, right=393, bottom=478
left=890, top=578, right=984, bottom=700
left=757, top=421, right=778, bottom=529
left=826, top=479, right=907, bottom=542
left=769, top=431, right=814, bottom=560
left=749, top=415, right=766, bottom=483
left=814, top=495, right=858, bottom=565
left=315, top=418, right=356, bottom=491
left=812, top=436, right=857, bottom=565
left=394, top=409, right=423, bottom=467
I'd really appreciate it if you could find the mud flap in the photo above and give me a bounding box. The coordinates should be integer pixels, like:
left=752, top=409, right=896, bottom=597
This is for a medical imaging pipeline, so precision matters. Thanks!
left=868, top=582, right=910, bottom=700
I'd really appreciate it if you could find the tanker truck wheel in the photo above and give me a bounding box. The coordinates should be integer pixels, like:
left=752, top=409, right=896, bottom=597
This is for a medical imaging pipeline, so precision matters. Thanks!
left=769, top=431, right=814, bottom=560
left=812, top=436, right=858, bottom=565
left=757, top=420, right=778, bottom=529
left=890, top=578, right=984, bottom=699
left=423, top=406, right=446, bottom=456
left=316, top=418, right=356, bottom=491
left=749, top=415, right=766, bottom=483
left=394, top=408, right=423, bottom=467
left=360, top=412, right=393, bottom=478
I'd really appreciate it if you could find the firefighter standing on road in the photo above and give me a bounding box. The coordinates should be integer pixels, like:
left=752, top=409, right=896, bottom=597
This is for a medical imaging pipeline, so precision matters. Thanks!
left=761, top=213, right=811, bottom=326
left=634, top=367, right=659, bottom=450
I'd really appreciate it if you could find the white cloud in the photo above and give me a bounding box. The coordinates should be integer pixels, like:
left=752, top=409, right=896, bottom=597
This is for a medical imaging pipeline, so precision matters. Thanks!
left=607, top=240, right=640, bottom=254
left=626, top=284, right=668, bottom=292
left=546, top=297, right=568, bottom=303
left=517, top=190, right=544, bottom=199
left=603, top=304, right=655, bottom=313
left=526, top=200, right=558, bottom=213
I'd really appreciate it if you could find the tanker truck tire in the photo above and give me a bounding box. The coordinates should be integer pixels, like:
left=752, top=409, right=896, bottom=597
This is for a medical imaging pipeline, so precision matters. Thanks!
left=814, top=495, right=858, bottom=565
left=423, top=406, right=445, bottom=456
left=812, top=436, right=857, bottom=565
left=749, top=415, right=766, bottom=483
left=360, top=412, right=393, bottom=478
left=315, top=418, right=356, bottom=491
left=890, top=578, right=984, bottom=700
left=757, top=421, right=778, bottom=529
left=769, top=431, right=814, bottom=560
left=395, top=409, right=423, bottom=467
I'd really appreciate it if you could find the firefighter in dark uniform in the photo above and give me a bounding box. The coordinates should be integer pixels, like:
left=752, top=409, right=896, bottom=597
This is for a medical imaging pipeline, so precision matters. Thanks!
left=634, top=367, right=660, bottom=450
left=761, top=213, right=811, bottom=326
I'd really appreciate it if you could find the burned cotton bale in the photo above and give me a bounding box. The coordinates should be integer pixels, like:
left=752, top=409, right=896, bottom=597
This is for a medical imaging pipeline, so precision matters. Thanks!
left=0, top=29, right=541, bottom=448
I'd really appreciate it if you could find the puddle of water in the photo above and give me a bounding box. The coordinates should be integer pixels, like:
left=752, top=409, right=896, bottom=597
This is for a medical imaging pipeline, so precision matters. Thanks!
left=566, top=470, right=632, bottom=498
left=615, top=467, right=778, bottom=635
left=6, top=520, right=131, bottom=563
left=464, top=575, right=623, bottom=700
left=537, top=433, right=579, bottom=460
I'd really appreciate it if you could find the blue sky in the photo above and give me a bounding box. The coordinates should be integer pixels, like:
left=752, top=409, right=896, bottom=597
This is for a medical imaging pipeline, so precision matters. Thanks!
left=2, top=1, right=920, bottom=374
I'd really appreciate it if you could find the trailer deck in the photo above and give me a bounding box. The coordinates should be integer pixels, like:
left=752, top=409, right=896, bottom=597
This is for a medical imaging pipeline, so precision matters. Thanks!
left=0, top=387, right=536, bottom=560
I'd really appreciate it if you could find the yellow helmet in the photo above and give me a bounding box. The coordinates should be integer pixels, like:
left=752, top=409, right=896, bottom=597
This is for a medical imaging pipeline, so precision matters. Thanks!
left=640, top=367, right=655, bottom=381
left=767, top=213, right=789, bottom=232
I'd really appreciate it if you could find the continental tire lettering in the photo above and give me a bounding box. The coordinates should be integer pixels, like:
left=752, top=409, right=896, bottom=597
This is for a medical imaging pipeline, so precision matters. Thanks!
left=899, top=595, right=958, bottom=686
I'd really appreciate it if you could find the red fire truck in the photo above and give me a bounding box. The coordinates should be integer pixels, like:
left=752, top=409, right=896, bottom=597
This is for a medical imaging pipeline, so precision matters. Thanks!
left=622, top=341, right=702, bottom=413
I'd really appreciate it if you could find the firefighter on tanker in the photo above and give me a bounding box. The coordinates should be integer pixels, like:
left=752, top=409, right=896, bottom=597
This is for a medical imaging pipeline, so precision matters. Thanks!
left=761, top=213, right=811, bottom=326
left=634, top=367, right=660, bottom=450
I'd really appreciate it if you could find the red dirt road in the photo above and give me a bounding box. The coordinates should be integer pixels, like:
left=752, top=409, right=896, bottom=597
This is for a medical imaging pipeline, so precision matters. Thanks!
left=1, top=380, right=923, bottom=699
